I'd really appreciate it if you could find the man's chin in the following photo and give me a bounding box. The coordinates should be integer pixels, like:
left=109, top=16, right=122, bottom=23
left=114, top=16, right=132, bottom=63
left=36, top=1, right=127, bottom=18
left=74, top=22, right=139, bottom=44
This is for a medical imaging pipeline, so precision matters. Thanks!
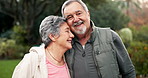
left=76, top=28, right=86, bottom=34
left=74, top=31, right=86, bottom=35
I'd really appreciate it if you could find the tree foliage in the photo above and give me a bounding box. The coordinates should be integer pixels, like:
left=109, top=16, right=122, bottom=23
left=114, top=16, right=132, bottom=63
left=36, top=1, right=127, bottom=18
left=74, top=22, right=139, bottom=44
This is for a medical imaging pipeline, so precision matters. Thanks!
left=0, top=13, right=14, bottom=33
left=115, top=0, right=141, bottom=15
left=0, top=0, right=107, bottom=45
left=130, top=25, right=148, bottom=43
left=89, top=1, right=130, bottom=30
left=0, top=0, right=65, bottom=45
left=128, top=41, right=148, bottom=75
left=0, top=38, right=29, bottom=59
left=128, top=1, right=148, bottom=26
left=83, top=0, right=107, bottom=8
left=0, top=25, right=29, bottom=59
left=118, top=28, right=133, bottom=47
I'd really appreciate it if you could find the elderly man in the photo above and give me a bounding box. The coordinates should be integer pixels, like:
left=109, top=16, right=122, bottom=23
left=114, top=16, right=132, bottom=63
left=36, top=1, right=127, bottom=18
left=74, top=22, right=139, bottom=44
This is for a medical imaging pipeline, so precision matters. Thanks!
left=61, top=0, right=136, bottom=78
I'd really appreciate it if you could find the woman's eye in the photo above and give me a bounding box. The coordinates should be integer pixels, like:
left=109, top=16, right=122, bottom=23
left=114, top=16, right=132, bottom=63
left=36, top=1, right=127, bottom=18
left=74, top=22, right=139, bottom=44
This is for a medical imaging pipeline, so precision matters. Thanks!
left=66, top=31, right=69, bottom=33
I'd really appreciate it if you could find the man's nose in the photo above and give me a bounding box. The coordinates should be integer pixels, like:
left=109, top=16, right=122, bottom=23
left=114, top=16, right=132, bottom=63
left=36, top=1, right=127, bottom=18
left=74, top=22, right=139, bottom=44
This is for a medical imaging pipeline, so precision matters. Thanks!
left=73, top=15, right=79, bottom=22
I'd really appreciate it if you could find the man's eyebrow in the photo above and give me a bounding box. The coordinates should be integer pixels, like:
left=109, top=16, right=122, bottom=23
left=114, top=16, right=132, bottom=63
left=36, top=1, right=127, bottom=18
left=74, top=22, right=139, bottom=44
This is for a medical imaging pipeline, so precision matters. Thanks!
left=75, top=10, right=81, bottom=12
left=66, top=14, right=72, bottom=17
left=65, top=10, right=82, bottom=15
left=64, top=10, right=82, bottom=18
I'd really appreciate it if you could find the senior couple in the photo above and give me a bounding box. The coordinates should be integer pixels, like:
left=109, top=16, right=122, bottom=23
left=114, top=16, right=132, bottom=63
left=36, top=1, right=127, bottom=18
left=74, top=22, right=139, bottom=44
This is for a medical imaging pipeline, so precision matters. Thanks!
left=12, top=0, right=136, bottom=78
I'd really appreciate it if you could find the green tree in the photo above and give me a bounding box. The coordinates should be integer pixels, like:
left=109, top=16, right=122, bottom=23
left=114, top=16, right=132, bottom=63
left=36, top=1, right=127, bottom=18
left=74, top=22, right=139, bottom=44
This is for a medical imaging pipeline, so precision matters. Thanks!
left=89, top=1, right=130, bottom=30
left=130, top=25, right=148, bottom=43
left=0, top=0, right=65, bottom=45
left=0, top=0, right=109, bottom=45
left=83, top=0, right=107, bottom=9
left=115, top=0, right=141, bottom=15
left=118, top=28, right=133, bottom=47
left=0, top=25, right=30, bottom=59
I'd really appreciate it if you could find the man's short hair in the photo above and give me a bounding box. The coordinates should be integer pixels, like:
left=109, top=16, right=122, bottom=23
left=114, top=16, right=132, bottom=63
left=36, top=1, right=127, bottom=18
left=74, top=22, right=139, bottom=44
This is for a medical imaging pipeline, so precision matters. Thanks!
left=61, top=0, right=89, bottom=17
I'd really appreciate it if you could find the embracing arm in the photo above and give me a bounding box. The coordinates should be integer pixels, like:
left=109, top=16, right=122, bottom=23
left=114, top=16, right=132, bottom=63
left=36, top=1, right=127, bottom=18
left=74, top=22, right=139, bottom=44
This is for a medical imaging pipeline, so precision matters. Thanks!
left=111, top=30, right=136, bottom=78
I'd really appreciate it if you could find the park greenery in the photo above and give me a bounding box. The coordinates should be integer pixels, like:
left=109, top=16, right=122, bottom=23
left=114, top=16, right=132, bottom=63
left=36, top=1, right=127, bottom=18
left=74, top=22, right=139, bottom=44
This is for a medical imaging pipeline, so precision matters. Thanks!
left=0, top=0, right=148, bottom=77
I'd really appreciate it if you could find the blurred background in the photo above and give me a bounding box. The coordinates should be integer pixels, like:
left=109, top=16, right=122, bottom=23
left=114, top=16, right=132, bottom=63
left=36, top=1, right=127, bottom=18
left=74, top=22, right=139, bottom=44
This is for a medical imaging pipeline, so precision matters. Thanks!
left=0, top=0, right=147, bottom=78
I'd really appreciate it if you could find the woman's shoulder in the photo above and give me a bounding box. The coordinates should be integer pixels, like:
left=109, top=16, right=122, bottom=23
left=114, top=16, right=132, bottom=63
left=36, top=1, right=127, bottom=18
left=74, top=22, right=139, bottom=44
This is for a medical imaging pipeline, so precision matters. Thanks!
left=18, top=43, right=45, bottom=67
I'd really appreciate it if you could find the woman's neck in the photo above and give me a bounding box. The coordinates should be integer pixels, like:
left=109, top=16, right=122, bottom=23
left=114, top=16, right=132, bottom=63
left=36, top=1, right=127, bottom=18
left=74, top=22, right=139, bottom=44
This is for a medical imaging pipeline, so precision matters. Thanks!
left=45, top=45, right=65, bottom=65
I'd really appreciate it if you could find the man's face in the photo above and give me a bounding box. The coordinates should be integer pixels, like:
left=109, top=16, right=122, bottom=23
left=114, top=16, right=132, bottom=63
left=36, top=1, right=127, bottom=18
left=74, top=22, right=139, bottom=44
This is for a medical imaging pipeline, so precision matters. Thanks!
left=63, top=2, right=90, bottom=35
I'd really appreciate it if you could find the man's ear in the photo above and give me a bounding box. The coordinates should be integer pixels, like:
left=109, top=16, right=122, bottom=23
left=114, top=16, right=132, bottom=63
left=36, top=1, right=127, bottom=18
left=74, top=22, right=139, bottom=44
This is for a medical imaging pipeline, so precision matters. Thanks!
left=87, top=11, right=90, bottom=16
left=48, top=34, right=56, bottom=41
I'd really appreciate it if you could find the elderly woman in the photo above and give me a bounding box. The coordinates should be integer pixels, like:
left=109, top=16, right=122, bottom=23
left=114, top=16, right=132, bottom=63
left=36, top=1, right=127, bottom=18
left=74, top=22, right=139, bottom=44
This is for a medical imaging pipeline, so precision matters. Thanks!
left=12, top=15, right=74, bottom=78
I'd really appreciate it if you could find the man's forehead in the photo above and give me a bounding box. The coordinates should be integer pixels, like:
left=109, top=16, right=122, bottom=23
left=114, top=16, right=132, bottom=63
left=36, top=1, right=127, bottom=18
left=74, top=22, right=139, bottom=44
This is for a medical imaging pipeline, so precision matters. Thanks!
left=63, top=2, right=83, bottom=13
left=64, top=10, right=82, bottom=15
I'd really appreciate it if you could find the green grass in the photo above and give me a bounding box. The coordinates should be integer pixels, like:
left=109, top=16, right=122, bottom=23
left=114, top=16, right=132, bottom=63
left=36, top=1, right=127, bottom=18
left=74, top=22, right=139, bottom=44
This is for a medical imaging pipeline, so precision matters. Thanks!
left=0, top=59, right=20, bottom=78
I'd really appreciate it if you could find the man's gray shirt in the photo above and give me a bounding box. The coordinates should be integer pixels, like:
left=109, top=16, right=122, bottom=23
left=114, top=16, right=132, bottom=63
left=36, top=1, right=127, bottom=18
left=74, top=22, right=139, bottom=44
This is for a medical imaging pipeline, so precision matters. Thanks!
left=73, top=38, right=99, bottom=78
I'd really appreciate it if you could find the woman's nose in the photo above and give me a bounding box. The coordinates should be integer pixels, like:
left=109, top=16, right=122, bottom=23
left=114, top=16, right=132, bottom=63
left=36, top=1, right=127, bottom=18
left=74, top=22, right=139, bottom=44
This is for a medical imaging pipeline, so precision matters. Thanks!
left=70, top=31, right=74, bottom=38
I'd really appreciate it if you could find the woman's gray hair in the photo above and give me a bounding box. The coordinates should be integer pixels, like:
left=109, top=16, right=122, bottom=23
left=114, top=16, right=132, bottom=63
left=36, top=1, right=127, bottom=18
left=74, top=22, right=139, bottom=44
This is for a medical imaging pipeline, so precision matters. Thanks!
left=39, top=15, right=65, bottom=47
left=61, top=0, right=89, bottom=17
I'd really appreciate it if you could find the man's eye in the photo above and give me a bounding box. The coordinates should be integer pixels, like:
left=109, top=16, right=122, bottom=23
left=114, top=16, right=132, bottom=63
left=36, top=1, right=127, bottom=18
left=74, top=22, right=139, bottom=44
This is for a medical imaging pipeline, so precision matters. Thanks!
left=66, top=15, right=73, bottom=20
left=67, top=16, right=72, bottom=20
left=76, top=12, right=81, bottom=15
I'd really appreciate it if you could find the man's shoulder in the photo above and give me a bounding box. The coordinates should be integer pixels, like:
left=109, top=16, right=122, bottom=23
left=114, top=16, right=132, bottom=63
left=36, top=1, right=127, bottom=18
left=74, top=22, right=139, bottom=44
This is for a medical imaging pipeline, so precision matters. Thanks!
left=94, top=27, right=119, bottom=39
left=93, top=27, right=111, bottom=33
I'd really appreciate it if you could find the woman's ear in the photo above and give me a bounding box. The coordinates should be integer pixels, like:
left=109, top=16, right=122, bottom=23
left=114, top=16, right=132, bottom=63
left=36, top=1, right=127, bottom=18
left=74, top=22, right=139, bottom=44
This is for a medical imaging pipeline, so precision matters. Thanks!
left=48, top=34, right=56, bottom=41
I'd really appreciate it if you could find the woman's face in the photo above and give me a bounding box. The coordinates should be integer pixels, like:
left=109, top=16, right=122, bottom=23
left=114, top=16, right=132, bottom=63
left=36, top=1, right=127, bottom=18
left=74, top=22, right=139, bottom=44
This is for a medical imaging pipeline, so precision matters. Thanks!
left=54, top=22, right=74, bottom=50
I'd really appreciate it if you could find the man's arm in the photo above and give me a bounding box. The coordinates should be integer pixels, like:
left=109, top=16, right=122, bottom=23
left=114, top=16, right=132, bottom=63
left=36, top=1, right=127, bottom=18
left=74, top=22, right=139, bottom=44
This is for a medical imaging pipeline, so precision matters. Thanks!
left=111, top=30, right=136, bottom=78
